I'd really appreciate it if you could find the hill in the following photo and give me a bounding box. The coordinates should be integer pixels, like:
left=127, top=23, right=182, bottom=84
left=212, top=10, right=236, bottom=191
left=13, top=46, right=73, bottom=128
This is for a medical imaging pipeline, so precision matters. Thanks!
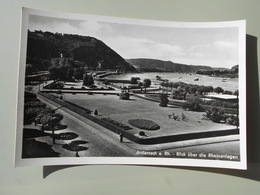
left=126, top=58, right=213, bottom=73
left=26, top=30, right=136, bottom=73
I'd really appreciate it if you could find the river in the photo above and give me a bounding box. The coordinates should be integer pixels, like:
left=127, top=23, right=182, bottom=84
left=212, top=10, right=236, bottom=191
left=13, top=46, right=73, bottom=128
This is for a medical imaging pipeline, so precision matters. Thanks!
left=106, top=72, right=238, bottom=92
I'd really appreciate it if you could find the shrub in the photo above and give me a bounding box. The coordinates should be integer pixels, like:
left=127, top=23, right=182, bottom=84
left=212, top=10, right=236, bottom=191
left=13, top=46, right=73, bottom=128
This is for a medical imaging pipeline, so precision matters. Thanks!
left=182, top=97, right=203, bottom=111
left=205, top=107, right=225, bottom=123
left=128, top=119, right=160, bottom=130
left=119, top=91, right=130, bottom=100
left=226, top=115, right=239, bottom=126
left=138, top=131, right=148, bottom=136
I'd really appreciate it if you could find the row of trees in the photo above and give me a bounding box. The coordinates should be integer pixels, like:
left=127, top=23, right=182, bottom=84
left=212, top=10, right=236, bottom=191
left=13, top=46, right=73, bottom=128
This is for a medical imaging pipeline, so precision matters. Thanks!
left=130, top=77, right=151, bottom=88
left=162, top=81, right=238, bottom=101
left=24, top=93, right=64, bottom=144
left=196, top=68, right=238, bottom=76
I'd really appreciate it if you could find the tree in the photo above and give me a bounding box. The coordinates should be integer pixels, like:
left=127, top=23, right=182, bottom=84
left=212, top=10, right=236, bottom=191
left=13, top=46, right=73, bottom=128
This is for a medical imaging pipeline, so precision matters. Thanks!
left=142, top=78, right=151, bottom=93
left=233, top=90, right=239, bottom=96
left=205, top=107, right=225, bottom=123
left=48, top=66, right=59, bottom=81
left=73, top=68, right=85, bottom=80
left=143, top=79, right=151, bottom=88
left=83, top=73, right=94, bottom=86
left=182, top=97, right=203, bottom=111
left=130, top=77, right=140, bottom=84
left=214, top=87, right=224, bottom=94
left=48, top=114, right=64, bottom=144
left=48, top=65, right=69, bottom=81
left=159, top=92, right=168, bottom=107
left=170, top=88, right=186, bottom=100
left=66, top=68, right=75, bottom=81
left=207, top=86, right=214, bottom=93
left=189, top=86, right=197, bottom=94
left=223, top=90, right=233, bottom=95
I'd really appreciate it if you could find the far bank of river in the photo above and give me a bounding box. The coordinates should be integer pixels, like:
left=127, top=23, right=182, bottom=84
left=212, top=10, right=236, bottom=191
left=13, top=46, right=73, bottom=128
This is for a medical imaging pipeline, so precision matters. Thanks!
left=106, top=72, right=238, bottom=92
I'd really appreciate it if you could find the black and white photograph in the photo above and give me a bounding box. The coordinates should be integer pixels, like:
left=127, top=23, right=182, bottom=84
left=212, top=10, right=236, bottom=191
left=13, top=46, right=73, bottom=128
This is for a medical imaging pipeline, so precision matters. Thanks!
left=16, top=8, right=246, bottom=169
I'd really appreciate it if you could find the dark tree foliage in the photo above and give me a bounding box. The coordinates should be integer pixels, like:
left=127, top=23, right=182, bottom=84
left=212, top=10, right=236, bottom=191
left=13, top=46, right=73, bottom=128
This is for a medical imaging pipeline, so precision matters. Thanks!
left=73, top=68, right=85, bottom=80
left=226, top=115, right=239, bottom=126
left=214, top=87, right=224, bottom=94
left=205, top=107, right=225, bottom=123
left=182, top=97, right=203, bottom=111
left=83, top=73, right=94, bottom=86
left=130, top=77, right=140, bottom=84
left=233, top=90, right=239, bottom=96
left=170, top=88, right=187, bottom=100
left=159, top=92, right=169, bottom=107
left=143, top=78, right=151, bottom=88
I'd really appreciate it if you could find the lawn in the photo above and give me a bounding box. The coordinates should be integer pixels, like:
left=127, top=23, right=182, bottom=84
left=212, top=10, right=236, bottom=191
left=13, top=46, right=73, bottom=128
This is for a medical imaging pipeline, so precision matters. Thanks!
left=60, top=93, right=236, bottom=138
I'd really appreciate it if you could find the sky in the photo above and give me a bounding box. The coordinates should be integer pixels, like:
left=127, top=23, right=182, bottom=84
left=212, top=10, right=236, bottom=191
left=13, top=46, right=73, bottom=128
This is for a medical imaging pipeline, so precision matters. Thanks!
left=28, top=14, right=239, bottom=68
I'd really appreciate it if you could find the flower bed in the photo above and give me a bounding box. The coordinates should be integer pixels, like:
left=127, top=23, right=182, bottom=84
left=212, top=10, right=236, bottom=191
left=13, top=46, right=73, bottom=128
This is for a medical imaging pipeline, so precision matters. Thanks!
left=101, top=117, right=132, bottom=130
left=62, top=144, right=88, bottom=151
left=128, top=119, right=160, bottom=130
left=54, top=132, right=78, bottom=140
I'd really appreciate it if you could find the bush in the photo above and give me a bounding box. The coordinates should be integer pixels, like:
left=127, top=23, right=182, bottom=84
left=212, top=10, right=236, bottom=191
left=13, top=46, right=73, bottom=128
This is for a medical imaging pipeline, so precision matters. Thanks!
left=128, top=119, right=160, bottom=130
left=226, top=115, right=239, bottom=126
left=182, top=97, right=203, bottom=111
left=119, top=91, right=130, bottom=100
left=138, top=131, right=148, bottom=136
left=205, top=107, right=225, bottom=123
